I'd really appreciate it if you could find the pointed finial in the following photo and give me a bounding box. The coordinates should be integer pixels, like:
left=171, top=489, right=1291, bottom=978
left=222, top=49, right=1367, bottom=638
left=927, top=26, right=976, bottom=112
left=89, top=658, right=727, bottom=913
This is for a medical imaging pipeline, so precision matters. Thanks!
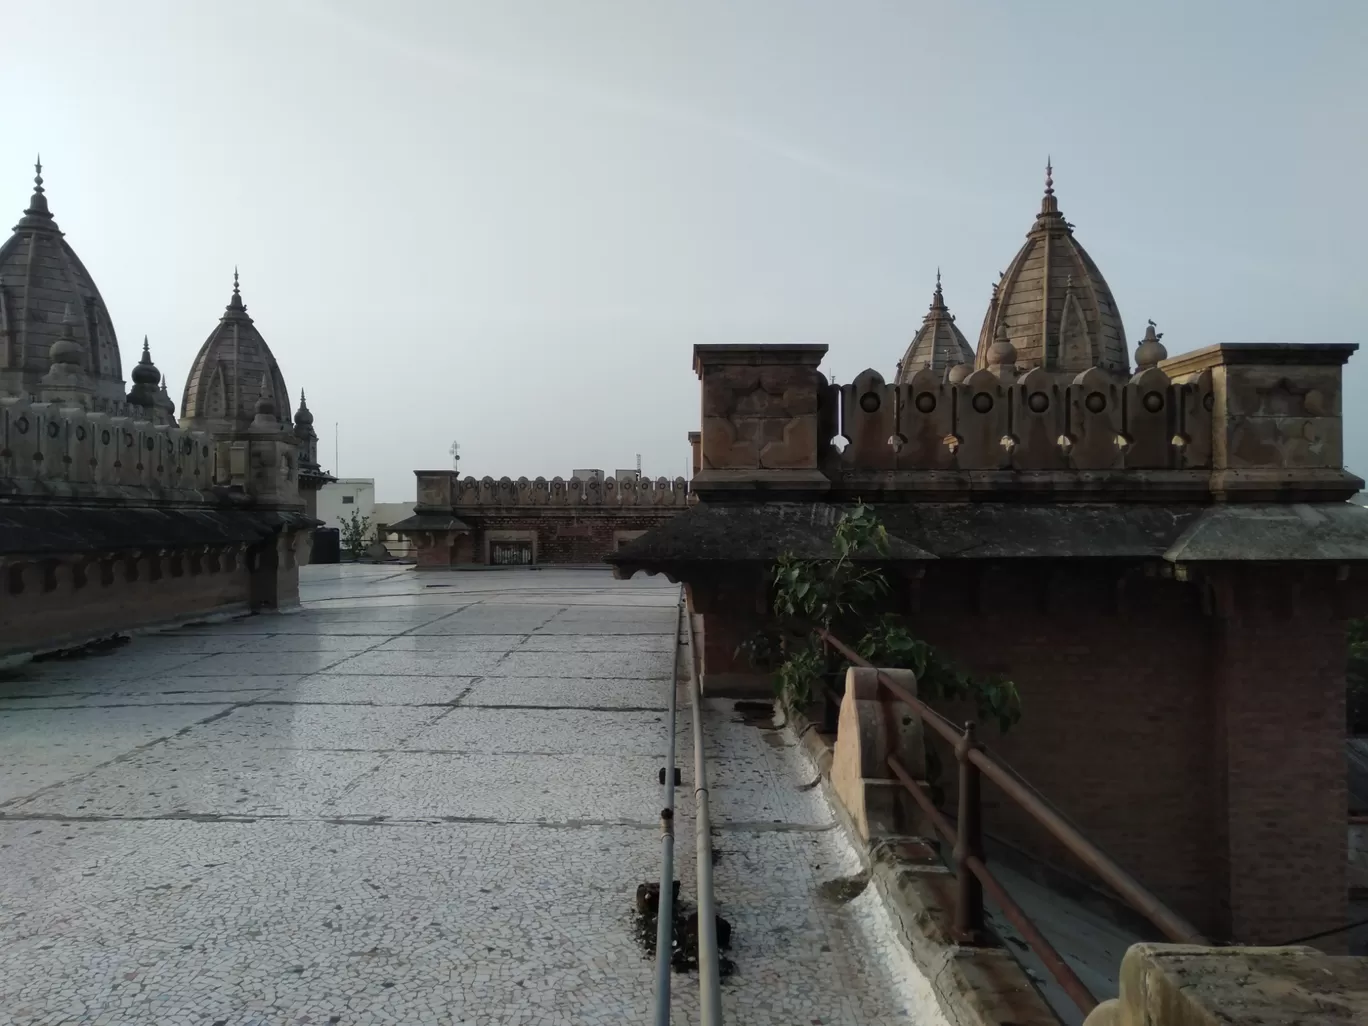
left=1044, top=156, right=1053, bottom=198
left=233, top=266, right=240, bottom=295
left=1136, top=319, right=1168, bottom=370
left=33, top=155, right=43, bottom=194
left=142, top=334, right=151, bottom=358
left=300, top=388, right=306, bottom=403
left=936, top=266, right=942, bottom=290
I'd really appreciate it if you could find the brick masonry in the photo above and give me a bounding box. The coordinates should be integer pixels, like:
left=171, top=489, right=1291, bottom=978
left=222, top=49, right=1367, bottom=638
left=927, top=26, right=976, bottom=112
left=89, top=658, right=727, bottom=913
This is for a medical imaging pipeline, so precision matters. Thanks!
left=688, top=558, right=1351, bottom=945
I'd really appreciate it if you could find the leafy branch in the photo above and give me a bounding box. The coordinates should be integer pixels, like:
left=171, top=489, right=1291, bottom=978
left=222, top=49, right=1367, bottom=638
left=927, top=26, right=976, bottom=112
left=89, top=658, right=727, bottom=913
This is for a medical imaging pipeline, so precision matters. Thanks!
left=741, top=502, right=1021, bottom=734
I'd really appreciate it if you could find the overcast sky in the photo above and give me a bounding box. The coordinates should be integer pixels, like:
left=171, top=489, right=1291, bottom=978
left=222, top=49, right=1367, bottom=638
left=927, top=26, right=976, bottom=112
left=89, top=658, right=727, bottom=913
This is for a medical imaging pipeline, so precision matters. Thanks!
left=3, top=0, right=1365, bottom=499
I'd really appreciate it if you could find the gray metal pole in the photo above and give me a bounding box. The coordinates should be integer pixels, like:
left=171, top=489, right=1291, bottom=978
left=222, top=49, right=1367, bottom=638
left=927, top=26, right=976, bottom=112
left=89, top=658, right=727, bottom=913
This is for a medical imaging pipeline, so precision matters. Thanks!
left=651, top=595, right=684, bottom=1026
left=686, top=596, right=723, bottom=1025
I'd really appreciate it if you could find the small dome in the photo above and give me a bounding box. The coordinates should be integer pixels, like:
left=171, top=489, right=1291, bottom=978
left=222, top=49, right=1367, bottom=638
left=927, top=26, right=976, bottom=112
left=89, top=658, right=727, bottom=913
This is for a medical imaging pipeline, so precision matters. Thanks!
left=128, top=336, right=163, bottom=409
left=895, top=272, right=974, bottom=382
left=976, top=162, right=1128, bottom=375
left=131, top=337, right=160, bottom=385
left=0, top=160, right=124, bottom=402
left=294, top=389, right=314, bottom=428
left=180, top=269, right=291, bottom=434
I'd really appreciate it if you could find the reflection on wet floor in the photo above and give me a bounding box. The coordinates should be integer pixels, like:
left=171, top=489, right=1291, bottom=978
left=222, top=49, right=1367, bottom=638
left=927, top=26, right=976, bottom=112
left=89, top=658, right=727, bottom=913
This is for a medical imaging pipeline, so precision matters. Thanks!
left=0, top=565, right=937, bottom=1025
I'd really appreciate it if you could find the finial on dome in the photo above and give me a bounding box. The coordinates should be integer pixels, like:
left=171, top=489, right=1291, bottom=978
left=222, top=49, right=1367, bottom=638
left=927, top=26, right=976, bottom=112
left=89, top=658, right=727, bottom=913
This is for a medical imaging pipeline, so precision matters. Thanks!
left=226, top=266, right=247, bottom=313
left=142, top=335, right=150, bottom=358
left=929, top=267, right=946, bottom=310
left=1041, top=157, right=1059, bottom=215
left=1135, top=319, right=1168, bottom=370
left=22, top=154, right=52, bottom=220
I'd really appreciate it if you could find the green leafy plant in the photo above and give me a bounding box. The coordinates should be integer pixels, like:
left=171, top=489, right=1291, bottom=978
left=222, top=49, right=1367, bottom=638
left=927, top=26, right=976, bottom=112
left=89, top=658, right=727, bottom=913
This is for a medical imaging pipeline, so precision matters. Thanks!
left=743, top=502, right=1021, bottom=736
left=339, top=509, right=373, bottom=558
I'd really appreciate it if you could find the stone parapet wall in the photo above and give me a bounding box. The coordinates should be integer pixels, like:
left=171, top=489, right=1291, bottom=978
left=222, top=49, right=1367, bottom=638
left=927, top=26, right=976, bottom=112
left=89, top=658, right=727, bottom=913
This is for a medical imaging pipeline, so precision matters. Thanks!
left=1, top=396, right=304, bottom=507
left=414, top=471, right=690, bottom=511
left=0, top=517, right=310, bottom=657
left=692, top=341, right=1360, bottom=502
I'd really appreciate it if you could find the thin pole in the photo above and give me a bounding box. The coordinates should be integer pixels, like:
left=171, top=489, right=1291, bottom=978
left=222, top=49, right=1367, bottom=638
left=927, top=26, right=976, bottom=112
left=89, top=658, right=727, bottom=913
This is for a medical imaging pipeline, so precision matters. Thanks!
left=651, top=597, right=683, bottom=1026
left=334, top=422, right=339, bottom=476
left=687, top=595, right=723, bottom=1025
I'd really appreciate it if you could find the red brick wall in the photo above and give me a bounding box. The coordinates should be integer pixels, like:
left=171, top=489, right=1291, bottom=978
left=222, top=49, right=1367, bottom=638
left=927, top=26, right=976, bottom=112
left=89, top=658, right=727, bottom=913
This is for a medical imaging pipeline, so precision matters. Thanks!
left=907, top=565, right=1222, bottom=932
left=819, top=561, right=1346, bottom=945
left=467, top=510, right=679, bottom=565
left=1213, top=570, right=1346, bottom=945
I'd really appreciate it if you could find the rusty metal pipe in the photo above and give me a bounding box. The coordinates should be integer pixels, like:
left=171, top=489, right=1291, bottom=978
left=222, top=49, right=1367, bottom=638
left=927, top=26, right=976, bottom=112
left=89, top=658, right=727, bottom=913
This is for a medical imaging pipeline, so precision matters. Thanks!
left=964, top=853, right=1099, bottom=1016
left=888, top=756, right=1097, bottom=1015
left=965, top=749, right=1205, bottom=944
left=821, top=627, right=1206, bottom=945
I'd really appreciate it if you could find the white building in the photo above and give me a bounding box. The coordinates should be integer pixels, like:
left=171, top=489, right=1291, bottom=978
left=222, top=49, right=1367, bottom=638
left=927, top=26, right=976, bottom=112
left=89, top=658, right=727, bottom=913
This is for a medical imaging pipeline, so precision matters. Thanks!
left=316, top=480, right=417, bottom=558
left=317, top=478, right=376, bottom=533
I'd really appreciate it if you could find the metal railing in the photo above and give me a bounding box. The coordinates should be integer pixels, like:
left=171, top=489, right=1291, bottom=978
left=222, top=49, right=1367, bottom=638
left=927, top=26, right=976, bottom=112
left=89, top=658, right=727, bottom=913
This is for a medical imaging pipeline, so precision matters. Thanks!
left=686, top=592, right=724, bottom=1025
left=654, top=591, right=722, bottom=1025
left=650, top=597, right=683, bottom=1026
left=817, top=628, right=1207, bottom=1017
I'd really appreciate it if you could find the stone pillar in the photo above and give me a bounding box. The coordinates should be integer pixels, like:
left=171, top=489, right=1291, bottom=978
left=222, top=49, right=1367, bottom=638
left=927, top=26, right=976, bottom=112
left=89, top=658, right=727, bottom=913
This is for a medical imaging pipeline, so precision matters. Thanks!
left=1159, top=342, right=1361, bottom=501
left=689, top=569, right=772, bottom=698
left=692, top=343, right=832, bottom=500
left=1208, top=565, right=1346, bottom=944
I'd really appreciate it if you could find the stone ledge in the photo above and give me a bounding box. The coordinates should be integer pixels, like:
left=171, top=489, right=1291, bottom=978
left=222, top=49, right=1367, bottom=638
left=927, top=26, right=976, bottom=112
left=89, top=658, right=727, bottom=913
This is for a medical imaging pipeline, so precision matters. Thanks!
left=1084, top=942, right=1368, bottom=1026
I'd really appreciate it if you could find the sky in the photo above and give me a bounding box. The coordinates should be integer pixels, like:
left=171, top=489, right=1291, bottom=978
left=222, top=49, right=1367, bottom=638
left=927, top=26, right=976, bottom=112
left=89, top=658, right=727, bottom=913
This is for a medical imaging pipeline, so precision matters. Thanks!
left=2, top=0, right=1365, bottom=500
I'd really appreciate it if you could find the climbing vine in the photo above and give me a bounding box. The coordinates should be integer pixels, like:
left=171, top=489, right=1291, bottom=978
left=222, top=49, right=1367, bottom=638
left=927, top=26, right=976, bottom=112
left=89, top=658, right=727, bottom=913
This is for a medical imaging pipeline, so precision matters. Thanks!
left=740, top=503, right=1022, bottom=733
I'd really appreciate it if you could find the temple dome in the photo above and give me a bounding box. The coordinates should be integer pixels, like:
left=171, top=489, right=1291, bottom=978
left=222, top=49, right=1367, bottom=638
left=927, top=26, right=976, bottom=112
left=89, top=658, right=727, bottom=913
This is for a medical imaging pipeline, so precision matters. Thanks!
left=0, top=161, right=125, bottom=404
left=975, top=164, right=1128, bottom=375
left=180, top=270, right=291, bottom=434
left=895, top=272, right=974, bottom=382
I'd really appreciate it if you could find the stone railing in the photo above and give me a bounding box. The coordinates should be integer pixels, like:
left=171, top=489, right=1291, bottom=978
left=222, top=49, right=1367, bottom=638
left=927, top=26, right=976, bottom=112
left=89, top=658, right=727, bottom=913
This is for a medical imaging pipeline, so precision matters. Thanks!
left=415, top=472, right=690, bottom=510
left=0, top=396, right=302, bottom=507
left=691, top=341, right=1359, bottom=502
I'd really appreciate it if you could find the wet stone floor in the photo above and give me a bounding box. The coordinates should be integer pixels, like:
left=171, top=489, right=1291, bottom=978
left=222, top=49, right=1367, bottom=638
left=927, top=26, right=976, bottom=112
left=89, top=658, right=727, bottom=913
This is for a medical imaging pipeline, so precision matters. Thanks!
left=0, top=566, right=938, bottom=1025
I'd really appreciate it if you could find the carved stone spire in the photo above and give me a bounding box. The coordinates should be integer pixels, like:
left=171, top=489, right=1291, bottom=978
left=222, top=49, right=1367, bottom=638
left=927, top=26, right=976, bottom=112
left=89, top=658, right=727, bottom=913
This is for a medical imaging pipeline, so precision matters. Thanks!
left=896, top=270, right=974, bottom=382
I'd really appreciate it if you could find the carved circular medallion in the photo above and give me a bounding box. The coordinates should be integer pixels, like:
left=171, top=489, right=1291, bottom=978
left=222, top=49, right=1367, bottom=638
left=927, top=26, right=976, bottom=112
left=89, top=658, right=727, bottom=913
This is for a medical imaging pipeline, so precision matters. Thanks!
left=859, top=391, right=881, bottom=413
left=123, top=431, right=134, bottom=447
left=47, top=421, right=60, bottom=438
left=914, top=391, right=936, bottom=414
left=101, top=429, right=111, bottom=445
left=14, top=416, right=28, bottom=434
left=1085, top=391, right=1107, bottom=414
left=971, top=392, right=994, bottom=414
left=145, top=437, right=155, bottom=451
left=1203, top=392, right=1215, bottom=412
left=1143, top=390, right=1164, bottom=413
left=76, top=426, right=87, bottom=441
left=202, top=445, right=210, bottom=457
left=1027, top=391, right=1049, bottom=413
